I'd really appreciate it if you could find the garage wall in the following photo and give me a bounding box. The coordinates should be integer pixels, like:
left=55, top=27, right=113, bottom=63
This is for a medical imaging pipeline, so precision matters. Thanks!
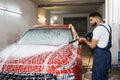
left=38, top=8, right=50, bottom=25
left=97, top=3, right=105, bottom=20
left=105, top=0, right=120, bottom=64
left=0, top=0, right=38, bottom=51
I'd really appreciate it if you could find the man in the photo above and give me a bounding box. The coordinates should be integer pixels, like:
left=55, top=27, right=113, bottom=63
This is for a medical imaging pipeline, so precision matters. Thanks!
left=79, top=12, right=112, bottom=80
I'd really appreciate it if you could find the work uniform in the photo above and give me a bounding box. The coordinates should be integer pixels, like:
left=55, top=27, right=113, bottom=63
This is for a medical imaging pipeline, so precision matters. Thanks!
left=92, top=23, right=112, bottom=80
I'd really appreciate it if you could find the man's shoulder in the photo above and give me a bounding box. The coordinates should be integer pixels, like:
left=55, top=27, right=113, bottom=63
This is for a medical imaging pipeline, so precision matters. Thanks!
left=99, top=23, right=111, bottom=32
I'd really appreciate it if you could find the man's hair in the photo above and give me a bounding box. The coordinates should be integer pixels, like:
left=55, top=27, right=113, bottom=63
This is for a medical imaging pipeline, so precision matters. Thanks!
left=89, top=12, right=102, bottom=19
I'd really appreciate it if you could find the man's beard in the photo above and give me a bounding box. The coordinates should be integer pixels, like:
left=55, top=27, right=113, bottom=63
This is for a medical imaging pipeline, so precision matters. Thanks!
left=92, top=22, right=97, bottom=27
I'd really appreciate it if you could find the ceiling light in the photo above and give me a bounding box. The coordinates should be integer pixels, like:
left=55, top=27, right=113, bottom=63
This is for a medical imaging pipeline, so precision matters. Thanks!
left=38, top=16, right=46, bottom=22
left=53, top=15, right=58, bottom=21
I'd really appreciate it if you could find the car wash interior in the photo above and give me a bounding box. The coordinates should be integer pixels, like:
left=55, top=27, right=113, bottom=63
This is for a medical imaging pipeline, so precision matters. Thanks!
left=0, top=0, right=120, bottom=80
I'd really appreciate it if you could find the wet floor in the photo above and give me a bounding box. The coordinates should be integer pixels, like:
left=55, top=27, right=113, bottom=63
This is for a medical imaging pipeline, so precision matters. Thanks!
left=81, top=45, right=120, bottom=80
left=82, top=56, right=120, bottom=80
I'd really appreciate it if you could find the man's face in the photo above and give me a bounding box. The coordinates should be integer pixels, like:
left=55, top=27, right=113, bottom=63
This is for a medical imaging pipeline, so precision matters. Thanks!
left=89, top=17, right=97, bottom=27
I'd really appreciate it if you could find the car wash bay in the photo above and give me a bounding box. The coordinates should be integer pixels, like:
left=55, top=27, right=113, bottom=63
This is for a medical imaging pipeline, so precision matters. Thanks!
left=32, top=0, right=120, bottom=79
left=0, top=0, right=120, bottom=80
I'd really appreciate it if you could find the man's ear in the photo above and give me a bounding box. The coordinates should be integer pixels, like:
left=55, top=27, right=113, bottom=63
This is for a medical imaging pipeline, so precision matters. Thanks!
left=94, top=17, right=98, bottom=22
left=95, top=16, right=100, bottom=22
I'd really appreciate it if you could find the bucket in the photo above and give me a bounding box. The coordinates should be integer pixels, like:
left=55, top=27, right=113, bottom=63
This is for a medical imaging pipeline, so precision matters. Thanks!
left=118, top=51, right=120, bottom=61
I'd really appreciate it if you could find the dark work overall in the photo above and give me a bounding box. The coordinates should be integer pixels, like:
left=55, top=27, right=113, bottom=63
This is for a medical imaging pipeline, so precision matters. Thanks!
left=92, top=25, right=112, bottom=80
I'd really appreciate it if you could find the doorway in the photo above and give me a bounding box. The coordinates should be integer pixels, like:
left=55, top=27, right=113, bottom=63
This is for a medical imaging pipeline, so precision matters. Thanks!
left=64, top=17, right=87, bottom=36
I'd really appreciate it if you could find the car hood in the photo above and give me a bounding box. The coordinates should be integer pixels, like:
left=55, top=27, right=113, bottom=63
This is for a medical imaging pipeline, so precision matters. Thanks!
left=0, top=44, right=78, bottom=72
left=0, top=44, right=65, bottom=59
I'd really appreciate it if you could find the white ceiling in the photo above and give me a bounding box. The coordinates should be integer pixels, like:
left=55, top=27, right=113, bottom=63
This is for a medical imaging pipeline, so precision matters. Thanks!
left=31, top=0, right=105, bottom=14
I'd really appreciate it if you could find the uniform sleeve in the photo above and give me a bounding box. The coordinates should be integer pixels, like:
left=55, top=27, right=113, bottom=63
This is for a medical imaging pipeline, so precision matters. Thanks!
left=92, top=27, right=102, bottom=40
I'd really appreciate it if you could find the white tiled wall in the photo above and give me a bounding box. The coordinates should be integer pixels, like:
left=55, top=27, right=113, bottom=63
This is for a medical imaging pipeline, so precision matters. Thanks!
left=0, top=0, right=38, bottom=51
left=105, top=0, right=120, bottom=64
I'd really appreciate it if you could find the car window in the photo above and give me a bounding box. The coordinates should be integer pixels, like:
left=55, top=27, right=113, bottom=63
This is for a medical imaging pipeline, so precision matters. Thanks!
left=17, top=28, right=73, bottom=45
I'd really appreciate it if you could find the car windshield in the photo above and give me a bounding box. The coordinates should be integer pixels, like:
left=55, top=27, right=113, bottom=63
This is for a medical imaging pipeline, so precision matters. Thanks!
left=17, top=28, right=73, bottom=45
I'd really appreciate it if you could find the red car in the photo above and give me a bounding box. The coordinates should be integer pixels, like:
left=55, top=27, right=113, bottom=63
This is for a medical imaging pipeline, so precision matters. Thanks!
left=0, top=25, right=82, bottom=80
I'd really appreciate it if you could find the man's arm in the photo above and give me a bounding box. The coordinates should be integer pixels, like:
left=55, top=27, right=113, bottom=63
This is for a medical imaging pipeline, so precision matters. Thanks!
left=69, top=24, right=79, bottom=40
left=79, top=38, right=98, bottom=49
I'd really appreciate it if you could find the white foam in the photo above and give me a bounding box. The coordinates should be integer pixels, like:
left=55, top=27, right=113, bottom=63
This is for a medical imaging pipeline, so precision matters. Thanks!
left=0, top=44, right=66, bottom=59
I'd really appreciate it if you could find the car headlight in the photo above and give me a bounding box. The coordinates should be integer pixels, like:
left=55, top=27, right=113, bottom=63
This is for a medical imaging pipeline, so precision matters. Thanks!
left=57, top=61, right=77, bottom=71
left=56, top=58, right=77, bottom=71
left=57, top=49, right=77, bottom=71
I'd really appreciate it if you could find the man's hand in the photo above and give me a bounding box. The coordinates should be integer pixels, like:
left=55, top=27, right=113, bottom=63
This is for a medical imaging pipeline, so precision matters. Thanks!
left=79, top=37, right=98, bottom=49
left=78, top=38, right=86, bottom=45
left=79, top=38, right=86, bottom=42
left=69, top=24, right=79, bottom=39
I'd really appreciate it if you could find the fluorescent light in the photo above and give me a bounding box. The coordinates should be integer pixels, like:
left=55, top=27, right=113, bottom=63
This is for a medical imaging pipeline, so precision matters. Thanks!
left=0, top=6, right=6, bottom=10
left=6, top=8, right=22, bottom=14
left=0, top=6, right=22, bottom=15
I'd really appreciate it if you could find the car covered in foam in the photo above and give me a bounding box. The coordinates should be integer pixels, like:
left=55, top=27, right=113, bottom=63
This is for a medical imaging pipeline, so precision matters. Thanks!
left=0, top=25, right=82, bottom=80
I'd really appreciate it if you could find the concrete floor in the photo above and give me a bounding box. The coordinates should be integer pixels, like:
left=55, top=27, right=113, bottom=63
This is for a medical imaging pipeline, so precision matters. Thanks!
left=81, top=45, right=120, bottom=80
left=82, top=56, right=120, bottom=80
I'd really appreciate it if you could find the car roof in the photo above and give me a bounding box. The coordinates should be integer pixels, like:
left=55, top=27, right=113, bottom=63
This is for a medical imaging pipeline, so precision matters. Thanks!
left=31, top=24, right=69, bottom=29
